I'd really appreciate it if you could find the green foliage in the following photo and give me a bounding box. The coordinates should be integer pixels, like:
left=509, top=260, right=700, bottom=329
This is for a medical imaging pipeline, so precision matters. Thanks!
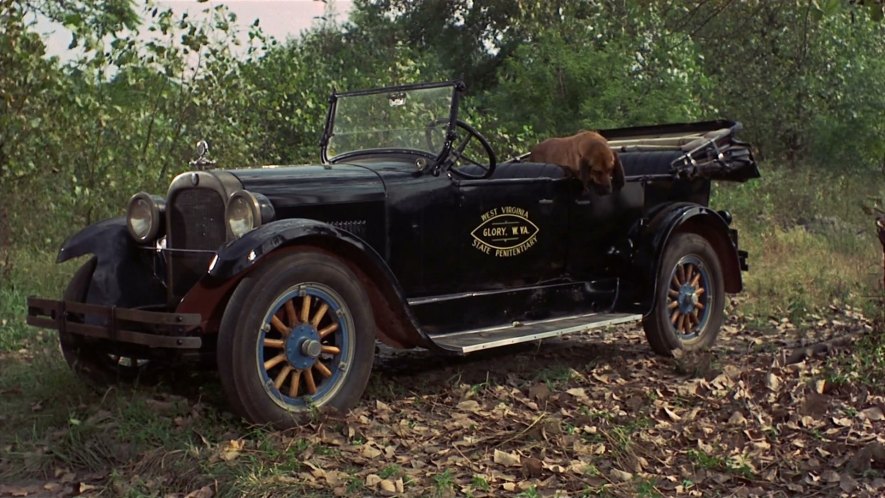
left=484, top=3, right=711, bottom=139
left=688, top=0, right=885, bottom=167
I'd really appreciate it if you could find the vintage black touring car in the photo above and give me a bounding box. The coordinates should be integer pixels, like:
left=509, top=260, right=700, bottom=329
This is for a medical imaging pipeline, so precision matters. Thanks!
left=27, top=81, right=759, bottom=427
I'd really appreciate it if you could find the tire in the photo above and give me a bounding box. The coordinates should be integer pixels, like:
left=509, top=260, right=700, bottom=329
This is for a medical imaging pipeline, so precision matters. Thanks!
left=217, top=250, right=375, bottom=428
left=59, top=257, right=152, bottom=386
left=642, top=233, right=725, bottom=356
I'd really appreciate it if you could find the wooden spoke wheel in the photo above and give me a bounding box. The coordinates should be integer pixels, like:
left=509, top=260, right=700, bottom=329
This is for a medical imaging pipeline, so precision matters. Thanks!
left=258, top=284, right=352, bottom=409
left=218, top=251, right=375, bottom=428
left=665, top=255, right=710, bottom=340
left=643, top=233, right=725, bottom=355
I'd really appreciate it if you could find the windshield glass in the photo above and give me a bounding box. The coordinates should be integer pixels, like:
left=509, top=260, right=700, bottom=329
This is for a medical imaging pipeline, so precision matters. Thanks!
left=327, top=84, right=456, bottom=160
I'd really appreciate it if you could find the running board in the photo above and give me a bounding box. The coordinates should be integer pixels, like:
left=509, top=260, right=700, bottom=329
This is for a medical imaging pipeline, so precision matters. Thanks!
left=426, top=312, right=642, bottom=354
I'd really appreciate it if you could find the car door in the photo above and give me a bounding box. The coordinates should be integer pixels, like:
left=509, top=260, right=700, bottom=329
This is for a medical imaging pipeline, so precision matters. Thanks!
left=419, top=174, right=572, bottom=294
left=566, top=182, right=645, bottom=278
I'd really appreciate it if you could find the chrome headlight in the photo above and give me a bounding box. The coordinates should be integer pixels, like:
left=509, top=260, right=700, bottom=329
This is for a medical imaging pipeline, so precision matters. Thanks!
left=226, top=191, right=274, bottom=239
left=126, top=192, right=165, bottom=243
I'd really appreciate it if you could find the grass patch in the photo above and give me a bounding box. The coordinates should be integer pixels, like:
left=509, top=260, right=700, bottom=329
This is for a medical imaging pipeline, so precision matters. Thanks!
left=686, top=449, right=754, bottom=479
left=432, top=469, right=455, bottom=497
left=634, top=477, right=661, bottom=497
left=470, top=475, right=491, bottom=492
left=825, top=325, right=885, bottom=393
left=534, top=365, right=577, bottom=389
left=713, top=166, right=883, bottom=321
left=0, top=249, right=73, bottom=351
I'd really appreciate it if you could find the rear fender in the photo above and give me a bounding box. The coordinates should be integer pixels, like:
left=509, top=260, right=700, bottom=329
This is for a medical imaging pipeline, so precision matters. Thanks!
left=633, top=203, right=742, bottom=314
left=184, top=219, right=431, bottom=349
left=56, top=217, right=165, bottom=308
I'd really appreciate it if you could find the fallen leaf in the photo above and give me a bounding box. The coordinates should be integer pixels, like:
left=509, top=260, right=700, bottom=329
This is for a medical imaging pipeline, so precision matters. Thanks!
left=522, top=456, right=543, bottom=478
left=185, top=485, right=214, bottom=498
left=860, top=406, right=884, bottom=421
left=457, top=400, right=481, bottom=412
left=832, top=417, right=852, bottom=427
left=840, top=473, right=858, bottom=493
left=528, top=383, right=550, bottom=401
left=360, top=444, right=382, bottom=459
left=765, top=373, right=781, bottom=391
left=821, top=470, right=840, bottom=483
left=379, top=479, right=396, bottom=494
left=728, top=411, right=747, bottom=425
left=0, top=485, right=35, bottom=497
left=663, top=406, right=682, bottom=422
left=494, top=449, right=521, bottom=467
left=610, top=469, right=633, bottom=482
left=220, top=439, right=245, bottom=461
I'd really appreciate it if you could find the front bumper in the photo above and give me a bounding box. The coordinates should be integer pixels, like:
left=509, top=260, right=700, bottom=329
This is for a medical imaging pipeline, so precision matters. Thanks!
left=26, top=297, right=203, bottom=349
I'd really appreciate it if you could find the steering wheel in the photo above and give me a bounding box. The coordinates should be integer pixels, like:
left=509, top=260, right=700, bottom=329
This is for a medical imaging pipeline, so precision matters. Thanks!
left=426, top=118, right=497, bottom=179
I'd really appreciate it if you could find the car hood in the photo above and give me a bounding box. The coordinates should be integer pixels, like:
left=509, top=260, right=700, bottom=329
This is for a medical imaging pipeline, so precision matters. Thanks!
left=227, top=163, right=401, bottom=208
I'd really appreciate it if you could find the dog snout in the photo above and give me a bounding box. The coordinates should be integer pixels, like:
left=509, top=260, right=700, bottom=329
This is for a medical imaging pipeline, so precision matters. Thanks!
left=592, top=181, right=613, bottom=195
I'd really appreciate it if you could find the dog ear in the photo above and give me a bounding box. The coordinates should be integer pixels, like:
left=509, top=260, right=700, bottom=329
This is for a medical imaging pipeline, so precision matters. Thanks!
left=578, top=158, right=592, bottom=193
left=612, top=152, right=626, bottom=191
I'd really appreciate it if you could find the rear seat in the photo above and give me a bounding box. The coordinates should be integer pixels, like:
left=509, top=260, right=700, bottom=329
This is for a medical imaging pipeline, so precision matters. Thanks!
left=614, top=128, right=732, bottom=176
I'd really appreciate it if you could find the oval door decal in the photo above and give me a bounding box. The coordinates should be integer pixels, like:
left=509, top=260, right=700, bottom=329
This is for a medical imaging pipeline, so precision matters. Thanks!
left=471, top=206, right=539, bottom=257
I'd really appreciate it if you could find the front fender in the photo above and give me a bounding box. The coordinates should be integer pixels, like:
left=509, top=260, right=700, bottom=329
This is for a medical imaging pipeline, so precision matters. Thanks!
left=200, top=219, right=432, bottom=349
left=56, top=217, right=166, bottom=308
left=633, top=203, right=743, bottom=314
left=208, top=219, right=377, bottom=280
left=58, top=217, right=128, bottom=263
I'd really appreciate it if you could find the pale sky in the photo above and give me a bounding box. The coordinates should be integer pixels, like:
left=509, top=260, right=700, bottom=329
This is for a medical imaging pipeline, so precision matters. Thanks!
left=37, top=0, right=354, bottom=60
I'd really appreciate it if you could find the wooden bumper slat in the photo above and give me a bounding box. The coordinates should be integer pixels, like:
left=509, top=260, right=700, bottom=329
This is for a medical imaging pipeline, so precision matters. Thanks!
left=26, top=297, right=202, bottom=349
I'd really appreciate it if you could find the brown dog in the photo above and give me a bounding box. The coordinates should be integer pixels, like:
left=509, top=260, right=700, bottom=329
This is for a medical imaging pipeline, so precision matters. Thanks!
left=529, top=131, right=625, bottom=195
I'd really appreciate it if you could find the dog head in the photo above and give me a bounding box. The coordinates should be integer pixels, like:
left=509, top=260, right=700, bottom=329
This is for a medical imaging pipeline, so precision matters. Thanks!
left=581, top=137, right=625, bottom=195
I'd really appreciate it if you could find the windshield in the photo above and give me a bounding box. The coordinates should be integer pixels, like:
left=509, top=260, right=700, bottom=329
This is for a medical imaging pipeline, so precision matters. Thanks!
left=325, top=83, right=457, bottom=161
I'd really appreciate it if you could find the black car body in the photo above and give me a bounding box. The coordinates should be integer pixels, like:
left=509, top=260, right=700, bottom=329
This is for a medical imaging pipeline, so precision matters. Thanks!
left=27, top=81, right=759, bottom=426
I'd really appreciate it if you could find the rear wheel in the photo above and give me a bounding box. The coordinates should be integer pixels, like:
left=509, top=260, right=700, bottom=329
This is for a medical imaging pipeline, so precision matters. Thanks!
left=643, top=233, right=725, bottom=355
left=217, top=251, right=375, bottom=427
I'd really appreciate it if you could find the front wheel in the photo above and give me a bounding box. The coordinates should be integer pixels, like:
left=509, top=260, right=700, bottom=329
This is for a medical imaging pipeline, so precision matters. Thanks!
left=217, top=250, right=375, bottom=427
left=642, top=233, right=725, bottom=355
left=59, top=257, right=154, bottom=386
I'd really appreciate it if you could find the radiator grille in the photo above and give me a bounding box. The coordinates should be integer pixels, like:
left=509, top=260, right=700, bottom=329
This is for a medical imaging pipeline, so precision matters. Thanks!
left=168, top=188, right=226, bottom=298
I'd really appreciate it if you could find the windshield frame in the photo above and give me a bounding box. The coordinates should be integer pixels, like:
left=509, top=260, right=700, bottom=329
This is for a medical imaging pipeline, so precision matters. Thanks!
left=320, top=80, right=464, bottom=167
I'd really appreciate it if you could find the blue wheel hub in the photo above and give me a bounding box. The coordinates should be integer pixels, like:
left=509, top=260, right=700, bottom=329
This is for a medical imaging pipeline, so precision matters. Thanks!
left=677, top=284, right=699, bottom=314
left=285, top=323, right=321, bottom=370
